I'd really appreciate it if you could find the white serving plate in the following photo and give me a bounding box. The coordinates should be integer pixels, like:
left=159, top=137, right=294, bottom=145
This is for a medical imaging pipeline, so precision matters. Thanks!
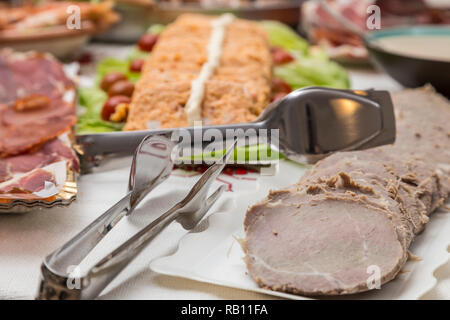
left=150, top=159, right=450, bottom=300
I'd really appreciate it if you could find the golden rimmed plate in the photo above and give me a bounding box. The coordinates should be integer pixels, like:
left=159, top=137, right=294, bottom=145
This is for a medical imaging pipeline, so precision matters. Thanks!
left=0, top=170, right=78, bottom=214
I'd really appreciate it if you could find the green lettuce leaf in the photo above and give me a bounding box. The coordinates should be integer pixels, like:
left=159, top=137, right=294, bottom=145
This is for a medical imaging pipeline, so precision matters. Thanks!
left=274, top=54, right=350, bottom=89
left=262, top=21, right=350, bottom=90
left=77, top=87, right=123, bottom=134
left=261, top=20, right=309, bottom=54
left=147, top=24, right=165, bottom=35
left=183, top=144, right=284, bottom=163
left=95, top=58, right=141, bottom=85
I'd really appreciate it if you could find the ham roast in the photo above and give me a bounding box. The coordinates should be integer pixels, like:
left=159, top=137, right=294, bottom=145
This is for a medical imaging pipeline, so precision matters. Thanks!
left=243, top=86, right=450, bottom=295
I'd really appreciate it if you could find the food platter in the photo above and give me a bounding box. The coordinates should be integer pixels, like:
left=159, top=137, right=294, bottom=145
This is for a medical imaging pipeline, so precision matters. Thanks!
left=0, top=2, right=449, bottom=301
left=78, top=16, right=350, bottom=137
left=61, top=13, right=450, bottom=298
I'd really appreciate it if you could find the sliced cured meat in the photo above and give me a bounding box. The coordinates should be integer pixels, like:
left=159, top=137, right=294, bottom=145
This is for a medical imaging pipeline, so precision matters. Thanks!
left=244, top=86, right=450, bottom=296
left=244, top=198, right=405, bottom=295
left=0, top=50, right=76, bottom=157
left=0, top=49, right=78, bottom=203
left=40, top=138, right=79, bottom=173
left=0, top=100, right=76, bottom=157
left=0, top=168, right=55, bottom=194
left=0, top=160, right=11, bottom=182
left=0, top=138, right=79, bottom=183
left=0, top=50, right=73, bottom=105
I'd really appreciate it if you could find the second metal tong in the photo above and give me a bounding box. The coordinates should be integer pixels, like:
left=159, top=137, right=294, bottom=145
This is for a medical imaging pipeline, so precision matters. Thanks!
left=37, top=135, right=236, bottom=300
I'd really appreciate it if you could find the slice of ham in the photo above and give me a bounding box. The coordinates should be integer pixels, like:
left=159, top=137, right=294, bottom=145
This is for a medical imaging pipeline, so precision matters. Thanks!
left=0, top=49, right=76, bottom=157
left=0, top=100, right=76, bottom=157
left=0, top=50, right=73, bottom=105
left=244, top=197, right=406, bottom=295
left=0, top=49, right=78, bottom=203
left=0, top=138, right=79, bottom=183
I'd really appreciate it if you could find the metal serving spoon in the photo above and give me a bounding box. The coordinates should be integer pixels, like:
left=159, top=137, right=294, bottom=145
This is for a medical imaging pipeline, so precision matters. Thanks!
left=77, top=87, right=395, bottom=166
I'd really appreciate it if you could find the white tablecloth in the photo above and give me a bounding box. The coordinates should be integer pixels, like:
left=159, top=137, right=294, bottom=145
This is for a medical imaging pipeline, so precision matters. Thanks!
left=0, top=45, right=448, bottom=300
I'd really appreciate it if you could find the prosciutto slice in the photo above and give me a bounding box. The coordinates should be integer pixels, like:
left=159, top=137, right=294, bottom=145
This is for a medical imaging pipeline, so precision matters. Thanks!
left=0, top=50, right=76, bottom=157
left=0, top=49, right=79, bottom=203
left=0, top=169, right=55, bottom=195
left=0, top=50, right=72, bottom=105
left=0, top=100, right=76, bottom=157
left=0, top=138, right=79, bottom=183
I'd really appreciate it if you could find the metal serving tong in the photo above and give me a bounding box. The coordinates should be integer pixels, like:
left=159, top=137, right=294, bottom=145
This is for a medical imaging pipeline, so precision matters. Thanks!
left=37, top=136, right=236, bottom=300
left=77, top=87, right=396, bottom=167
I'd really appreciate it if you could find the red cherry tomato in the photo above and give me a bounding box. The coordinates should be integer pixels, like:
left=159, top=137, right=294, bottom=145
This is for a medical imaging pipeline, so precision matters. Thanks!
left=271, top=92, right=289, bottom=103
left=101, top=96, right=131, bottom=121
left=271, top=47, right=295, bottom=65
left=138, top=34, right=159, bottom=52
left=272, top=78, right=292, bottom=94
left=129, top=59, right=145, bottom=72
left=107, top=80, right=135, bottom=98
left=100, top=72, right=127, bottom=92
left=77, top=52, right=92, bottom=64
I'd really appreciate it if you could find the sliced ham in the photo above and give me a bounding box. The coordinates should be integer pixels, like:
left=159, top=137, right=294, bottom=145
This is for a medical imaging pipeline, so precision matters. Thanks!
left=245, top=198, right=405, bottom=295
left=244, top=86, right=450, bottom=296
left=0, top=100, right=76, bottom=157
left=0, top=49, right=78, bottom=203
left=0, top=138, right=79, bottom=183
left=0, top=49, right=73, bottom=105
left=0, top=168, right=55, bottom=194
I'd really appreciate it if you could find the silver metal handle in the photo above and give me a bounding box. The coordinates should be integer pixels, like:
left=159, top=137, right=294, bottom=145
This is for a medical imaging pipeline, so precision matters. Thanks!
left=44, top=193, right=131, bottom=274
left=37, top=194, right=131, bottom=300
left=37, top=140, right=236, bottom=300
left=36, top=195, right=173, bottom=300
left=81, top=202, right=183, bottom=299
left=82, top=182, right=225, bottom=299
left=77, top=123, right=261, bottom=158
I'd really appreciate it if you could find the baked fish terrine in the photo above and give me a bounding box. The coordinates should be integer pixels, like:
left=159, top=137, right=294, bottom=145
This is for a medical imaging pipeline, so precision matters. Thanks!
left=124, top=13, right=273, bottom=130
